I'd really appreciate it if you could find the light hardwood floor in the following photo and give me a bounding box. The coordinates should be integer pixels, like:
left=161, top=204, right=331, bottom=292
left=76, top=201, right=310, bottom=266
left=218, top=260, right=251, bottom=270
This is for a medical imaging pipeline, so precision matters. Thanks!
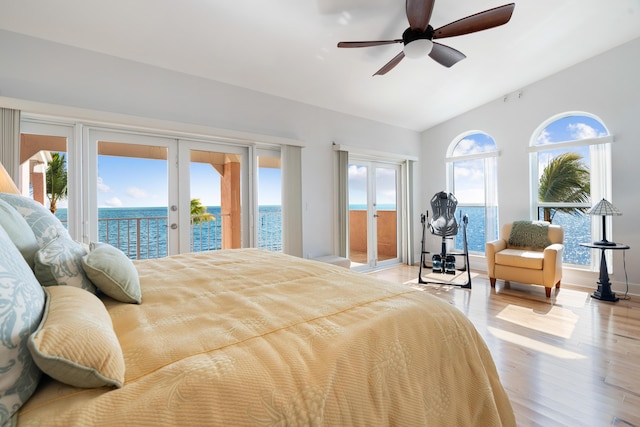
left=366, top=265, right=640, bottom=427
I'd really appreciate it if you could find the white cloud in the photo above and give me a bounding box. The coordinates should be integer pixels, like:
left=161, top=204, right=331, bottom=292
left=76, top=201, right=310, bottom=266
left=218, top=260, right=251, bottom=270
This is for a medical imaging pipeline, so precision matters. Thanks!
left=97, top=177, right=111, bottom=192
left=104, top=197, right=122, bottom=207
left=456, top=138, right=480, bottom=155
left=567, top=123, right=604, bottom=140
left=536, top=130, right=552, bottom=145
left=126, top=187, right=148, bottom=199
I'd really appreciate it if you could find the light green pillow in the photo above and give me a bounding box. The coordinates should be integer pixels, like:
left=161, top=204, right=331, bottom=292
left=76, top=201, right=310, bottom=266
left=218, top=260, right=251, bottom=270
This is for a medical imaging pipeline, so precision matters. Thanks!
left=82, top=242, right=142, bottom=304
left=28, top=285, right=125, bottom=389
left=34, top=234, right=96, bottom=293
left=0, top=197, right=39, bottom=268
left=0, top=224, right=45, bottom=425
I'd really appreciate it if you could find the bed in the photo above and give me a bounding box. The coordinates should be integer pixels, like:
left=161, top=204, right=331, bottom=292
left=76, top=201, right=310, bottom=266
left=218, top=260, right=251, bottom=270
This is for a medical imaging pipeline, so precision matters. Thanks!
left=0, top=192, right=515, bottom=427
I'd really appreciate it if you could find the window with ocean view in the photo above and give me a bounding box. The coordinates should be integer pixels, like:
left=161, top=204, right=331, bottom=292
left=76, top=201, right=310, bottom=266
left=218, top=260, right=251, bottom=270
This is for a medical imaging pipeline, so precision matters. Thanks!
left=447, top=131, right=499, bottom=254
left=531, top=113, right=612, bottom=267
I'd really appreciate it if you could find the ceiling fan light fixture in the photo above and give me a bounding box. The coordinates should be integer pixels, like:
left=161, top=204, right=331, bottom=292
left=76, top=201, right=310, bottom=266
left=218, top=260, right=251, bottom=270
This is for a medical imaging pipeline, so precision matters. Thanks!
left=403, top=39, right=433, bottom=59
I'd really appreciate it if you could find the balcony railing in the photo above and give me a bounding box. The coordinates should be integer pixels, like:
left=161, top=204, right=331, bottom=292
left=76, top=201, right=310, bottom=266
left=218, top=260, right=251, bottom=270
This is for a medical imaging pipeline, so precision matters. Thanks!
left=93, top=211, right=282, bottom=260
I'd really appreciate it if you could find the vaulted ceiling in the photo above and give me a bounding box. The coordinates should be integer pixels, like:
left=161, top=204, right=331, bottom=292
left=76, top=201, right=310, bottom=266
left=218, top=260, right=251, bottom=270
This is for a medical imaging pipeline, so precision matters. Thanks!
left=1, top=0, right=639, bottom=131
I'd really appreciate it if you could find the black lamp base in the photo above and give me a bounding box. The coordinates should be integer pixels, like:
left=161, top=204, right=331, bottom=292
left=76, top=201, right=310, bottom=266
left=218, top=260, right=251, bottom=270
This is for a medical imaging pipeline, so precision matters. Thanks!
left=591, top=287, right=619, bottom=302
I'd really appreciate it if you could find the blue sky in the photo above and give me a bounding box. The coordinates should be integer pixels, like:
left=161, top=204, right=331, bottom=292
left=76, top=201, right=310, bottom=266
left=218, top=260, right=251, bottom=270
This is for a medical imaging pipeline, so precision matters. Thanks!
left=348, top=165, right=397, bottom=207
left=55, top=115, right=606, bottom=210
left=96, top=156, right=281, bottom=208
left=451, top=115, right=607, bottom=204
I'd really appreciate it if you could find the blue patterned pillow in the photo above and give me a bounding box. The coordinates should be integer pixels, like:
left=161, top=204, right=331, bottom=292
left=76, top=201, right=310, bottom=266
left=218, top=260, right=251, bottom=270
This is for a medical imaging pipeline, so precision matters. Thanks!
left=0, top=193, right=68, bottom=247
left=34, top=235, right=96, bottom=294
left=0, top=198, right=40, bottom=269
left=0, top=225, right=46, bottom=426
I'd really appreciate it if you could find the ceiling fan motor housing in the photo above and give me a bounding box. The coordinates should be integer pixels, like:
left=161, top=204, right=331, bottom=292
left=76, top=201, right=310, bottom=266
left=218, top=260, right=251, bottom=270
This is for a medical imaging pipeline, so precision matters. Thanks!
left=402, top=25, right=434, bottom=45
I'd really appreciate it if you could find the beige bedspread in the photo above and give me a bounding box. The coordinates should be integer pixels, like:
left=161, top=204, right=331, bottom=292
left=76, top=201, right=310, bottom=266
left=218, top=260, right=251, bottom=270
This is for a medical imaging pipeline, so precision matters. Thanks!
left=18, top=249, right=514, bottom=426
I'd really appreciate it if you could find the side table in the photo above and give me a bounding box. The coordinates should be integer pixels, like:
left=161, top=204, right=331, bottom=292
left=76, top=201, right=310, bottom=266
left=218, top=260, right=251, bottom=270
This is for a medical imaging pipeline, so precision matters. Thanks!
left=579, top=242, right=630, bottom=302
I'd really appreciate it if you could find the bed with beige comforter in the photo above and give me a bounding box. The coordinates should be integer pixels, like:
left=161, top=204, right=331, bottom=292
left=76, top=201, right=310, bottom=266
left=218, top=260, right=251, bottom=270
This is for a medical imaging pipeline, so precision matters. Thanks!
left=18, top=248, right=514, bottom=426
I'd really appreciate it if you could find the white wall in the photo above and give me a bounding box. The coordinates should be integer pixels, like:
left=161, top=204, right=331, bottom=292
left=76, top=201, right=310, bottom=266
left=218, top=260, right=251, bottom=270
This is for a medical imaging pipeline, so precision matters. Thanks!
left=0, top=29, right=422, bottom=260
left=421, top=37, right=640, bottom=295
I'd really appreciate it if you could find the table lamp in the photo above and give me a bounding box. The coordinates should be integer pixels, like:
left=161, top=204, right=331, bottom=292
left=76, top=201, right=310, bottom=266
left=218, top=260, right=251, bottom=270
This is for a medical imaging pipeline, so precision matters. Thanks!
left=0, top=162, right=20, bottom=194
left=587, top=198, right=621, bottom=246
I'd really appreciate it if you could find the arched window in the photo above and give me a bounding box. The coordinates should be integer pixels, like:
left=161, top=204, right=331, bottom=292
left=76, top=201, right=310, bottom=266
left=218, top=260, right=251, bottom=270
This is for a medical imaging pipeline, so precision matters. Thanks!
left=530, top=112, right=612, bottom=267
left=446, top=131, right=499, bottom=254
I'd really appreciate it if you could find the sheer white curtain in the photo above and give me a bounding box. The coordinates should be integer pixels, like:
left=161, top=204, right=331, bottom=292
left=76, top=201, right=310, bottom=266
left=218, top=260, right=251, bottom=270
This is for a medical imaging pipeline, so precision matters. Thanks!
left=484, top=155, right=499, bottom=242
left=281, top=144, right=303, bottom=257
left=336, top=149, right=349, bottom=258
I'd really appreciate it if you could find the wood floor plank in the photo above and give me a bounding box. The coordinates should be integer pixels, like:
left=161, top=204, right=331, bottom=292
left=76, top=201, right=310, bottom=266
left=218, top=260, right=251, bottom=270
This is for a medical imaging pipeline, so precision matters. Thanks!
left=367, top=265, right=640, bottom=426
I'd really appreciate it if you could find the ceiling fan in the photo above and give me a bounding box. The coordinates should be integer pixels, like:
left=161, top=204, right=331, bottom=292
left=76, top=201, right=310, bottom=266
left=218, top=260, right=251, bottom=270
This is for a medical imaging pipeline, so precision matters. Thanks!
left=337, top=0, right=515, bottom=75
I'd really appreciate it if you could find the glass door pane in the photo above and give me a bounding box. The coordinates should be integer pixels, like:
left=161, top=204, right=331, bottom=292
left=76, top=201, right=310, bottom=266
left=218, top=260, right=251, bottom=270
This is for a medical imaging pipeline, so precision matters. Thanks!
left=18, top=120, right=78, bottom=237
left=375, top=166, right=398, bottom=263
left=348, top=163, right=369, bottom=267
left=178, top=140, right=248, bottom=254
left=188, top=150, right=225, bottom=252
left=257, top=153, right=282, bottom=252
left=96, top=140, right=171, bottom=259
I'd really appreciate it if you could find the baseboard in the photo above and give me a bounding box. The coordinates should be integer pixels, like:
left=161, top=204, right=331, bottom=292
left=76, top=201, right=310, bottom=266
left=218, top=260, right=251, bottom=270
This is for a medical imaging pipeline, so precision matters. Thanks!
left=468, top=254, right=640, bottom=297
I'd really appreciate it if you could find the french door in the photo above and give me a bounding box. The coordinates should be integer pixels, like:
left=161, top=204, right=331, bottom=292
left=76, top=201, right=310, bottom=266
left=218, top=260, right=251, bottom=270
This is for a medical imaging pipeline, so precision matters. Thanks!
left=348, top=160, right=401, bottom=270
left=84, top=129, right=249, bottom=258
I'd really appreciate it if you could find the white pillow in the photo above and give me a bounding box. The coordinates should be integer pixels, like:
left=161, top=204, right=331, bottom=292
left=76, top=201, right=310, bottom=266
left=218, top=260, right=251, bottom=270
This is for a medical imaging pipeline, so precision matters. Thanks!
left=83, top=242, right=142, bottom=304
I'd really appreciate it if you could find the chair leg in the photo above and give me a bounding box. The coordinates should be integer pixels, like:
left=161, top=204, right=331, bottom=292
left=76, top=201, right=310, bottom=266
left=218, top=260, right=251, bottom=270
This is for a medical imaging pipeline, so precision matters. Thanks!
left=489, top=278, right=496, bottom=288
left=545, top=287, right=552, bottom=298
left=555, top=281, right=561, bottom=289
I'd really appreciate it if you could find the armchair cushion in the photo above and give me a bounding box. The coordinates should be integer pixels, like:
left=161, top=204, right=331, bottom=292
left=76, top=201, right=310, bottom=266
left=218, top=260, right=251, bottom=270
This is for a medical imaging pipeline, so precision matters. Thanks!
left=495, top=249, right=544, bottom=270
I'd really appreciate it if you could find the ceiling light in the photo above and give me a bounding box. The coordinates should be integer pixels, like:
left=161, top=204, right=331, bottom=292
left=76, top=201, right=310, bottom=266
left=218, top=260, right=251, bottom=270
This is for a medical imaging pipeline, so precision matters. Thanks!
left=403, top=39, right=433, bottom=59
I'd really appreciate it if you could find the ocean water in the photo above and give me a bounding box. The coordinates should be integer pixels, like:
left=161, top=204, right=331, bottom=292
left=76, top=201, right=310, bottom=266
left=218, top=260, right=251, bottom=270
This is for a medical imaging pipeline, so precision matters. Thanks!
left=450, top=206, right=591, bottom=266
left=355, top=204, right=590, bottom=266
left=56, top=204, right=590, bottom=265
left=55, top=206, right=282, bottom=259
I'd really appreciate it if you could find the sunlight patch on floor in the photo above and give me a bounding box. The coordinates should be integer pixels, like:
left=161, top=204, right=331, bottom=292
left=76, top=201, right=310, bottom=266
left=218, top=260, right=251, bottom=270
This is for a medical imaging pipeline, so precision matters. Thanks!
left=496, top=304, right=579, bottom=339
left=488, top=326, right=586, bottom=360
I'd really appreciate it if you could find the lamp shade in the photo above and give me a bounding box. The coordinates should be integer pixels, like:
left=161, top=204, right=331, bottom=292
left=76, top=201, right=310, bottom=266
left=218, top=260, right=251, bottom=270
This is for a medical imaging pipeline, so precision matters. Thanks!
left=0, top=162, right=20, bottom=194
left=587, top=199, right=622, bottom=216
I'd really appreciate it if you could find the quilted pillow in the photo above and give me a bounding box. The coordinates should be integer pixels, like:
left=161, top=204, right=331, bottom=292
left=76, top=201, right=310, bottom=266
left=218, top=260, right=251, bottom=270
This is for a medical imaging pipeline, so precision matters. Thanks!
left=508, top=220, right=552, bottom=249
left=0, top=197, right=40, bottom=268
left=34, top=234, right=96, bottom=293
left=0, top=193, right=68, bottom=248
left=0, top=225, right=46, bottom=426
left=82, top=242, right=142, bottom=304
left=28, top=285, right=125, bottom=389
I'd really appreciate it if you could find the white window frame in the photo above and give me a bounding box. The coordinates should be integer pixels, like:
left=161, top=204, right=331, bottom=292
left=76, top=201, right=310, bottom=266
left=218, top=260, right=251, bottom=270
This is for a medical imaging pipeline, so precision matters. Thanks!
left=445, top=131, right=500, bottom=254
left=528, top=112, right=613, bottom=270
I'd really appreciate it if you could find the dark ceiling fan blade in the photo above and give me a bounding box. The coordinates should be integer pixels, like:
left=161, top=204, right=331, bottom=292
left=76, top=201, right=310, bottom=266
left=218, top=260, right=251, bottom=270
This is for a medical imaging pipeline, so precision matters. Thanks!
left=406, top=0, right=436, bottom=32
left=374, top=51, right=405, bottom=76
left=429, top=42, right=466, bottom=68
left=433, top=3, right=515, bottom=39
left=337, top=40, right=403, bottom=48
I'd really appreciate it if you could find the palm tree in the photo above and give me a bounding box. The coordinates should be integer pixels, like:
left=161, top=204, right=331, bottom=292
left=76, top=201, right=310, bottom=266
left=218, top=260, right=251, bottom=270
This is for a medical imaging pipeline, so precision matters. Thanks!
left=46, top=152, right=68, bottom=214
left=538, top=152, right=590, bottom=223
left=190, top=198, right=215, bottom=224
